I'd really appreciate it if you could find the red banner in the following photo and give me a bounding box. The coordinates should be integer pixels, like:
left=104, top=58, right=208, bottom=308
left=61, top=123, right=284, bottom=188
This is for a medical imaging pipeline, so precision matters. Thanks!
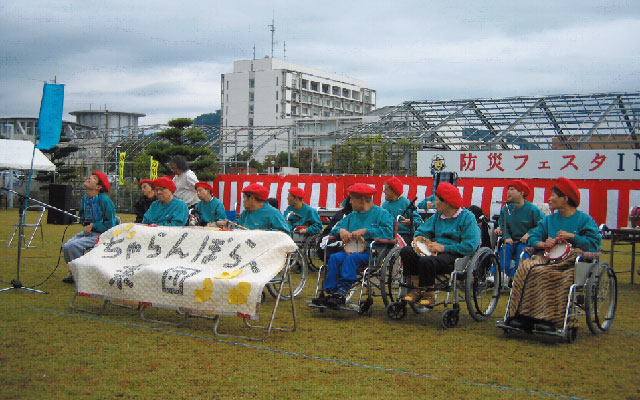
left=213, top=174, right=640, bottom=229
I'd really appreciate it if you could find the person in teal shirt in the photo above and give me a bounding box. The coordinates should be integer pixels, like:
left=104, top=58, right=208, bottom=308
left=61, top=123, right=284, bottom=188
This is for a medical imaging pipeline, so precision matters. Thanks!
left=495, top=180, right=544, bottom=278
left=193, top=181, right=227, bottom=227
left=237, top=183, right=289, bottom=234
left=283, top=186, right=322, bottom=236
left=528, top=178, right=600, bottom=253
left=142, top=177, right=189, bottom=226
left=400, top=182, right=480, bottom=307
left=382, top=177, right=422, bottom=245
left=62, top=171, right=118, bottom=283
left=311, top=183, right=393, bottom=308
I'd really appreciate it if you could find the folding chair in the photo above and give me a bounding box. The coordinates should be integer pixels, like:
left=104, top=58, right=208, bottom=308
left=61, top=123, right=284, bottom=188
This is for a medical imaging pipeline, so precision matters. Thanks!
left=8, top=205, right=45, bottom=248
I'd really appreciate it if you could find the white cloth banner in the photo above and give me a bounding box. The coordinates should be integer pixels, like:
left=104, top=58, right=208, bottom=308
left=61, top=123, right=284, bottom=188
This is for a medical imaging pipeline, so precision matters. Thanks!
left=70, top=224, right=297, bottom=320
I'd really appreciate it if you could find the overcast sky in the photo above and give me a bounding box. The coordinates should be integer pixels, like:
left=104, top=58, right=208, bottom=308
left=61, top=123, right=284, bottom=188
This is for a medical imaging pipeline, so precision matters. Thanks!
left=1, top=0, right=639, bottom=125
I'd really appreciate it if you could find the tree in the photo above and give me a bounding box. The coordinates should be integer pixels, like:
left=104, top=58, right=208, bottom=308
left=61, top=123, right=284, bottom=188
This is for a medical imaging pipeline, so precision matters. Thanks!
left=35, top=137, right=79, bottom=188
left=145, top=118, right=219, bottom=181
left=297, top=147, right=324, bottom=173
left=329, top=135, right=418, bottom=175
left=194, top=110, right=221, bottom=127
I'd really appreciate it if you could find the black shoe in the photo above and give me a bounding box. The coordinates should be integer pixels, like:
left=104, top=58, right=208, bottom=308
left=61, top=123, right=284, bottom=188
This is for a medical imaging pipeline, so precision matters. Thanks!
left=62, top=274, right=74, bottom=284
left=534, top=322, right=556, bottom=332
left=311, top=296, right=328, bottom=306
left=507, top=278, right=513, bottom=288
left=326, top=294, right=346, bottom=309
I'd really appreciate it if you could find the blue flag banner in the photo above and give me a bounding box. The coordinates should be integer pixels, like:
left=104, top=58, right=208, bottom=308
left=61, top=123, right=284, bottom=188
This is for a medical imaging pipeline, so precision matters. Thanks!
left=36, top=83, right=65, bottom=150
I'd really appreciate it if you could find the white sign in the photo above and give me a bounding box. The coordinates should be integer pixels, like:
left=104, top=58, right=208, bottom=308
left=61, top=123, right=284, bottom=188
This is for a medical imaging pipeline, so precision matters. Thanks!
left=417, top=150, right=640, bottom=180
left=70, top=224, right=297, bottom=319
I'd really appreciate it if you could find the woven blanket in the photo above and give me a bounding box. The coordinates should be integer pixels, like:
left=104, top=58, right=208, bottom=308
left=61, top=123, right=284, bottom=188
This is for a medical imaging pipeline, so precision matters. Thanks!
left=69, top=224, right=297, bottom=320
left=507, top=249, right=581, bottom=329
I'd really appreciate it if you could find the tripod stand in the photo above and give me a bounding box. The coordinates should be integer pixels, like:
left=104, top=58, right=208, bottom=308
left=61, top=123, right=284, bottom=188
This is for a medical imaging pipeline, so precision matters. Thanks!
left=0, top=188, right=79, bottom=294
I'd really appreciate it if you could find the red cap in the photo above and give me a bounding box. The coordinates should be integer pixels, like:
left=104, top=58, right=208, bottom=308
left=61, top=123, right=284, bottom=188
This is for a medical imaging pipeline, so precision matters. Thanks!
left=92, top=171, right=110, bottom=192
left=386, top=177, right=403, bottom=195
left=242, top=183, right=269, bottom=201
left=436, top=182, right=462, bottom=208
left=347, top=183, right=376, bottom=197
left=555, top=177, right=580, bottom=206
left=289, top=186, right=306, bottom=199
left=138, top=179, right=154, bottom=188
left=195, top=181, right=214, bottom=194
left=153, top=177, right=176, bottom=194
left=508, top=179, right=530, bottom=198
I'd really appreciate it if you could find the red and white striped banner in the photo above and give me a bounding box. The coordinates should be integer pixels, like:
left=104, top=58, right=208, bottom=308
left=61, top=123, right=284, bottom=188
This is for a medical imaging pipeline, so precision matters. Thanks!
left=212, top=174, right=640, bottom=229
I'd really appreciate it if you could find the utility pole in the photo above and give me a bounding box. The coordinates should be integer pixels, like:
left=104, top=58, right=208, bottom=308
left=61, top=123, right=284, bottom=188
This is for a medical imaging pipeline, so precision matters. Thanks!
left=268, top=17, right=275, bottom=58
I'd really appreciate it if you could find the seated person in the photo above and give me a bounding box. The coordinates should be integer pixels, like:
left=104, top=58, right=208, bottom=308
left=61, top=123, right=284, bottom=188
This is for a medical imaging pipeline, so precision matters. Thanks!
left=133, top=179, right=155, bottom=223
left=506, top=177, right=601, bottom=330
left=62, top=171, right=118, bottom=283
left=399, top=182, right=480, bottom=307
left=494, top=180, right=543, bottom=279
left=468, top=205, right=492, bottom=249
left=193, top=181, right=227, bottom=227
left=382, top=177, right=422, bottom=245
left=283, top=187, right=322, bottom=236
left=312, top=183, right=394, bottom=307
left=237, top=183, right=289, bottom=234
left=142, top=177, right=189, bottom=226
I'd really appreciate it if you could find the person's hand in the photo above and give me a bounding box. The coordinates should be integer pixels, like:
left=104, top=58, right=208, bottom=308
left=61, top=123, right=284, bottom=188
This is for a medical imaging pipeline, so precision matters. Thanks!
left=83, top=223, right=93, bottom=236
left=494, top=227, right=502, bottom=236
left=399, top=217, right=411, bottom=226
left=520, top=233, right=530, bottom=243
left=428, top=241, right=445, bottom=253
left=544, top=238, right=557, bottom=248
left=215, top=220, right=227, bottom=228
left=427, top=201, right=433, bottom=209
left=339, top=228, right=351, bottom=242
left=504, top=238, right=514, bottom=245
left=351, top=228, right=366, bottom=239
left=298, top=227, right=308, bottom=235
left=556, top=230, right=575, bottom=241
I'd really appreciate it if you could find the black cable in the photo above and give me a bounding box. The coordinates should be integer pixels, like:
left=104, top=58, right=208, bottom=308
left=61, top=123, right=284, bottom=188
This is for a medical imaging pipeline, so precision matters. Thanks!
left=29, top=223, right=72, bottom=288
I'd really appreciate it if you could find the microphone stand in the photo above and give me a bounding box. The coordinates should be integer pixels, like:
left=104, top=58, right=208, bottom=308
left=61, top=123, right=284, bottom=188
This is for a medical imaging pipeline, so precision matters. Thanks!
left=400, top=197, right=418, bottom=240
left=0, top=187, right=80, bottom=294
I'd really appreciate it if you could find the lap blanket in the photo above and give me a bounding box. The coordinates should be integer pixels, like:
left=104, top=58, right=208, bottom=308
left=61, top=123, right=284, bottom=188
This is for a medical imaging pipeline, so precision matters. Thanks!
left=69, top=224, right=297, bottom=320
left=507, top=249, right=582, bottom=329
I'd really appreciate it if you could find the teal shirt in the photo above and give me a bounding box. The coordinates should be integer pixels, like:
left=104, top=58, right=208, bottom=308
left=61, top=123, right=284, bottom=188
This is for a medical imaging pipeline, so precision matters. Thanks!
left=283, top=203, right=323, bottom=234
left=80, top=193, right=117, bottom=233
left=498, top=201, right=543, bottom=241
left=330, top=205, right=394, bottom=247
left=238, top=202, right=290, bottom=234
left=418, top=195, right=435, bottom=209
left=142, top=197, right=189, bottom=226
left=194, top=197, right=227, bottom=224
left=415, top=208, right=480, bottom=256
left=382, top=196, right=423, bottom=236
left=528, top=210, right=601, bottom=252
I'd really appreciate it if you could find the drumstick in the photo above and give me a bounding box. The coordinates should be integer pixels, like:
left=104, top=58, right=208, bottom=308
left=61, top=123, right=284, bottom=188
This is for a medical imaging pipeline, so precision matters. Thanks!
left=226, top=220, right=250, bottom=230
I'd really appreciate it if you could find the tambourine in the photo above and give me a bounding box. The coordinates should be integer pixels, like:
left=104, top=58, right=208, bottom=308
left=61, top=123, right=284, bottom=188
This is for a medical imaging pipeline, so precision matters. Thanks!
left=545, top=238, right=572, bottom=261
left=412, top=237, right=436, bottom=256
left=343, top=236, right=366, bottom=254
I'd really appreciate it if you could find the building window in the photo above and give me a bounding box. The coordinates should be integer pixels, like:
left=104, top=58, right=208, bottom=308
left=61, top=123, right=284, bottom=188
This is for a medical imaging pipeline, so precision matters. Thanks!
left=354, top=104, right=360, bottom=112
left=226, top=80, right=229, bottom=90
left=276, top=91, right=278, bottom=100
left=249, top=105, right=254, bottom=114
left=323, top=111, right=330, bottom=117
left=334, top=100, right=342, bottom=108
left=301, top=79, right=308, bottom=89
left=310, top=81, right=319, bottom=91
left=301, top=94, right=308, bottom=103
left=332, top=86, right=340, bottom=95
left=312, top=96, right=319, bottom=105
left=345, top=102, right=351, bottom=111
left=249, top=79, right=255, bottom=88
left=324, top=99, right=331, bottom=106
left=352, top=90, right=360, bottom=100
left=292, top=78, right=297, bottom=88
left=292, top=106, right=297, bottom=115
left=276, top=76, right=278, bottom=86
left=276, top=104, right=278, bottom=113
left=342, top=88, right=349, bottom=97
left=322, top=84, right=330, bottom=94
left=313, top=107, right=319, bottom=116
left=249, top=92, right=254, bottom=101
left=249, top=118, right=254, bottom=126
left=302, top=107, right=308, bottom=115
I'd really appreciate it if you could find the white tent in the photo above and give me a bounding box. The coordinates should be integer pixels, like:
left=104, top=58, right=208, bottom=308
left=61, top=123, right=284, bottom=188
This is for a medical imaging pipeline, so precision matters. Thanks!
left=0, top=139, right=56, bottom=171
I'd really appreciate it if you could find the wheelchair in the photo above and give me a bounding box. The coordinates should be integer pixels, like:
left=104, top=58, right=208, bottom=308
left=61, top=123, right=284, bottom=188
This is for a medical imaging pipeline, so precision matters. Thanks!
left=384, top=247, right=502, bottom=329
left=307, top=225, right=400, bottom=316
left=264, top=226, right=309, bottom=300
left=496, top=251, right=617, bottom=343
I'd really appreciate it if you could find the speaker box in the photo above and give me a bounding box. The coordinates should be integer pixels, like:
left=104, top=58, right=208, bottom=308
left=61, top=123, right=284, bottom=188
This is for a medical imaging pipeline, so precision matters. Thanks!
left=47, top=184, right=73, bottom=224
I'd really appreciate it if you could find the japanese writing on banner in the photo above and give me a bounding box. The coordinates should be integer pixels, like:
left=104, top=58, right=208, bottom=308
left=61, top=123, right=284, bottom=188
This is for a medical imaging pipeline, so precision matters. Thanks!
left=150, top=157, right=159, bottom=180
left=417, top=150, right=640, bottom=180
left=118, top=152, right=126, bottom=185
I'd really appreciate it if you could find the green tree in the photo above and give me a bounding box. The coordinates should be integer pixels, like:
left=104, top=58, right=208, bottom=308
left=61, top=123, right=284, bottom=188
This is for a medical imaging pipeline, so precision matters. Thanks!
left=145, top=118, right=219, bottom=181
left=194, top=110, right=221, bottom=126
left=329, top=135, right=418, bottom=175
left=35, top=137, right=79, bottom=188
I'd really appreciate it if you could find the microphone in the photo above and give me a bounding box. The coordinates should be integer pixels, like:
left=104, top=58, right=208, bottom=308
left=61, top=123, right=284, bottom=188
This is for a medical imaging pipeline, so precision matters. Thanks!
left=411, top=196, right=418, bottom=204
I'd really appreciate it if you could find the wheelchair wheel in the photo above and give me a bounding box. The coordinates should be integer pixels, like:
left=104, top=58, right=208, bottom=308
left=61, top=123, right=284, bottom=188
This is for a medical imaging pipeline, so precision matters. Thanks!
left=465, top=247, right=501, bottom=321
left=441, top=308, right=460, bottom=329
left=564, top=327, right=578, bottom=343
left=585, top=263, right=617, bottom=334
left=266, top=247, right=308, bottom=299
left=303, top=233, right=324, bottom=272
left=386, top=302, right=407, bottom=320
left=379, top=247, right=404, bottom=306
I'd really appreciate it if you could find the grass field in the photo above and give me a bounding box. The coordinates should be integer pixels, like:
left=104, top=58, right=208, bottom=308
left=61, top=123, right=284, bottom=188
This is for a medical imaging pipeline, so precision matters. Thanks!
left=0, top=209, right=639, bottom=399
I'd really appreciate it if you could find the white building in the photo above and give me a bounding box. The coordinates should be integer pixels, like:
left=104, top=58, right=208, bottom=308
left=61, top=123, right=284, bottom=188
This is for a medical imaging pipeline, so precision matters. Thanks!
left=220, top=57, right=376, bottom=161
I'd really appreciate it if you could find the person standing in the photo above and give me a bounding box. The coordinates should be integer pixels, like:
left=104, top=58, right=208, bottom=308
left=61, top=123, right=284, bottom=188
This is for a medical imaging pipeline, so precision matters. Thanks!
left=169, top=155, right=199, bottom=207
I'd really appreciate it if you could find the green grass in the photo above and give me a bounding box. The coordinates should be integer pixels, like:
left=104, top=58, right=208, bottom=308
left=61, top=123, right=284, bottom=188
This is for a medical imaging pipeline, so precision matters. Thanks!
left=1, top=209, right=639, bottom=399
